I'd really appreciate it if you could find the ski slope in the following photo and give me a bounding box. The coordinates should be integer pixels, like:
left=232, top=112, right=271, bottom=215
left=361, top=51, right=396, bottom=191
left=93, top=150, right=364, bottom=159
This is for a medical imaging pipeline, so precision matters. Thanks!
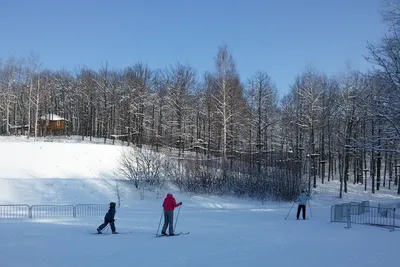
left=0, top=136, right=399, bottom=267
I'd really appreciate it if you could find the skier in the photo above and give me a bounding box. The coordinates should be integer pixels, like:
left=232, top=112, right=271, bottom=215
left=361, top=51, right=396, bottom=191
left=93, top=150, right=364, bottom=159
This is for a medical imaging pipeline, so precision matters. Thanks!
left=97, top=202, right=118, bottom=234
left=161, top=193, right=182, bottom=236
left=296, top=190, right=310, bottom=220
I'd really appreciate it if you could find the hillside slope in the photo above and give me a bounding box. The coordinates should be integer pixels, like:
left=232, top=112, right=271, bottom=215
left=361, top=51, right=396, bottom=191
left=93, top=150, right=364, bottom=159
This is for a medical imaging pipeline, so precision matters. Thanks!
left=0, top=137, right=270, bottom=210
left=0, top=136, right=399, bottom=208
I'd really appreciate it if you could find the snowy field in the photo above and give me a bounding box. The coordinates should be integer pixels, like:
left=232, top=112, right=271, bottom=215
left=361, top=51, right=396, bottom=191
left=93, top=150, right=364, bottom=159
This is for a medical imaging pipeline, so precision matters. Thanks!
left=0, top=136, right=399, bottom=267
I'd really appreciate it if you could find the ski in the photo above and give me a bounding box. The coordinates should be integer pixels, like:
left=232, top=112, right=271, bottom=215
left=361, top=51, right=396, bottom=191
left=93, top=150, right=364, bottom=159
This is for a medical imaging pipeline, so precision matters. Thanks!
left=92, top=231, right=131, bottom=235
left=154, top=231, right=190, bottom=237
left=173, top=231, right=189, bottom=236
left=177, top=231, right=190, bottom=236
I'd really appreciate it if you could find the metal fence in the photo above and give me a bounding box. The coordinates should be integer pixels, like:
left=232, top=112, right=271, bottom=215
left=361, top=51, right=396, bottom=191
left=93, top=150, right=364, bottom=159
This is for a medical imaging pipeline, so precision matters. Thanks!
left=331, top=201, right=399, bottom=230
left=0, top=205, right=30, bottom=219
left=0, top=204, right=108, bottom=219
left=31, top=205, right=75, bottom=218
left=75, top=204, right=109, bottom=217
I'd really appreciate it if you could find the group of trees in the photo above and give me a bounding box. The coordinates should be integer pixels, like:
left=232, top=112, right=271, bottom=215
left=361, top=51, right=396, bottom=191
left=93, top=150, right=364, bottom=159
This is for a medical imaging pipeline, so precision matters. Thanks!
left=2, top=1, right=400, bottom=201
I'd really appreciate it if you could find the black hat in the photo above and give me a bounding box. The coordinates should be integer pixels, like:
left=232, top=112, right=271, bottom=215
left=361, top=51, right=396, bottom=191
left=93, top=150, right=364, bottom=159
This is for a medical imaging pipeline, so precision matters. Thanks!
left=110, top=202, right=116, bottom=208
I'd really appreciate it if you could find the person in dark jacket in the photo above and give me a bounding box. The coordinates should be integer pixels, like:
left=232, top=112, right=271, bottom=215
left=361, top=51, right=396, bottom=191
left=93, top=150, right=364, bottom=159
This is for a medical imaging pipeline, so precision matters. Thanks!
left=296, top=190, right=310, bottom=220
left=97, top=202, right=118, bottom=234
left=161, top=193, right=182, bottom=236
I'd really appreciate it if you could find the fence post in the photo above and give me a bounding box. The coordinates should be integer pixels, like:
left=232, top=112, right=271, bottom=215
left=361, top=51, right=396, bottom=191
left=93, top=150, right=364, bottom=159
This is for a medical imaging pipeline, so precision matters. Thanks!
left=392, top=206, right=396, bottom=232
left=73, top=206, right=76, bottom=218
left=345, top=204, right=351, bottom=229
left=29, top=206, right=32, bottom=219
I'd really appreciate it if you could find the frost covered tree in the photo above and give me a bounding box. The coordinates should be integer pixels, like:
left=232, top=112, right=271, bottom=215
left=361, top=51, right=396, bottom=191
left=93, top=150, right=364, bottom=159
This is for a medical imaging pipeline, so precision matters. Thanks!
left=245, top=71, right=278, bottom=172
left=289, top=67, right=324, bottom=192
left=365, top=0, right=400, bottom=194
left=121, top=63, right=152, bottom=145
left=26, top=52, right=41, bottom=139
left=162, top=63, right=196, bottom=158
left=0, top=58, right=22, bottom=135
left=206, top=46, right=247, bottom=176
left=118, top=146, right=167, bottom=199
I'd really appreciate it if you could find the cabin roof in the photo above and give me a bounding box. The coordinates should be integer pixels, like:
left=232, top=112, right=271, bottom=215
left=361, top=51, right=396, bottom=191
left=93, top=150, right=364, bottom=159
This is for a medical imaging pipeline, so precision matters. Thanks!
left=39, top=114, right=66, bottom=121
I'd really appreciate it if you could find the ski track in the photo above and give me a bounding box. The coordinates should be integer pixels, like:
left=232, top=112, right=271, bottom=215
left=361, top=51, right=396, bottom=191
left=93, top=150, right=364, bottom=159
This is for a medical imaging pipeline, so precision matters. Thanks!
left=1, top=208, right=399, bottom=267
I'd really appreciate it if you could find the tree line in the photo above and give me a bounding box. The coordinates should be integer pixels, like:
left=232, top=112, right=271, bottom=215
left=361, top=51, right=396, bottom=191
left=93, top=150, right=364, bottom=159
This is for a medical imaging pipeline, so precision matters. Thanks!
left=1, top=1, right=400, bottom=200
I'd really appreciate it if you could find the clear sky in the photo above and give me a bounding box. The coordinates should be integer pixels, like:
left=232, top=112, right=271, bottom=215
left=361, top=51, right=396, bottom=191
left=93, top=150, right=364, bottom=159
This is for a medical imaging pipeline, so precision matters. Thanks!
left=0, top=0, right=389, bottom=96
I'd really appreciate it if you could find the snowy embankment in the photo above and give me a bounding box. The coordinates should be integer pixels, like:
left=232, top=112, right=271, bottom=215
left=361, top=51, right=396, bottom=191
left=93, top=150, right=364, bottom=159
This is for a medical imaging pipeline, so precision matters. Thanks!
left=1, top=135, right=398, bottom=207
left=0, top=136, right=399, bottom=267
left=0, top=136, right=270, bottom=209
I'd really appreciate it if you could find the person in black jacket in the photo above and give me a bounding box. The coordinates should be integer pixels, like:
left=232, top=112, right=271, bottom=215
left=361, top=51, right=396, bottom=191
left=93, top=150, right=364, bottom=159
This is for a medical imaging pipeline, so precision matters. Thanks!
left=97, top=202, right=118, bottom=234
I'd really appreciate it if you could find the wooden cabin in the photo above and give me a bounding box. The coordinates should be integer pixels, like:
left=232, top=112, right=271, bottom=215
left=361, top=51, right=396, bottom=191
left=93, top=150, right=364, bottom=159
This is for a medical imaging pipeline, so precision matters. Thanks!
left=39, top=114, right=67, bottom=136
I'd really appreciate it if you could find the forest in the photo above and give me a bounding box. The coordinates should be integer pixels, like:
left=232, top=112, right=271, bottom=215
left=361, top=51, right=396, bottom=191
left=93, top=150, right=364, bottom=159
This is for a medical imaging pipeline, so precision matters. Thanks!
left=1, top=3, right=400, bottom=201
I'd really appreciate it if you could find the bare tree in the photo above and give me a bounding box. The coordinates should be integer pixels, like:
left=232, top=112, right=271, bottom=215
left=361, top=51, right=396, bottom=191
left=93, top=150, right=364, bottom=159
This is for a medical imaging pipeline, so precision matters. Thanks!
left=365, top=0, right=400, bottom=194
left=118, top=146, right=167, bottom=200
left=245, top=71, right=278, bottom=172
left=26, top=52, right=41, bottom=139
left=162, top=63, right=197, bottom=158
left=121, top=63, right=152, bottom=145
left=290, top=67, right=324, bottom=192
left=0, top=58, right=21, bottom=135
left=208, top=46, right=245, bottom=176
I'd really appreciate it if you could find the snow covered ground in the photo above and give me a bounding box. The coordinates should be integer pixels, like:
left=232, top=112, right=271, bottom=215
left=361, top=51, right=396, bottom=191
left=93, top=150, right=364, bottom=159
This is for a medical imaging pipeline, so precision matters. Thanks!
left=0, top=136, right=399, bottom=267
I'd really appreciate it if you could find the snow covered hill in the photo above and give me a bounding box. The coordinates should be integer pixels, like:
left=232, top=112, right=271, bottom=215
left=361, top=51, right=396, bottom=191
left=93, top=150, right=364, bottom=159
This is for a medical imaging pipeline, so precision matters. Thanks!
left=0, top=136, right=122, bottom=205
left=1, top=135, right=398, bottom=207
left=0, top=136, right=399, bottom=267
left=0, top=136, right=269, bottom=210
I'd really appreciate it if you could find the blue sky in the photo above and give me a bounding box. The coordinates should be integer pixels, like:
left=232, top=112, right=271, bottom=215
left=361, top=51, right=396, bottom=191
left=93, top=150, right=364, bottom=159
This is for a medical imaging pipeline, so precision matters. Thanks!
left=0, top=0, right=388, bottom=96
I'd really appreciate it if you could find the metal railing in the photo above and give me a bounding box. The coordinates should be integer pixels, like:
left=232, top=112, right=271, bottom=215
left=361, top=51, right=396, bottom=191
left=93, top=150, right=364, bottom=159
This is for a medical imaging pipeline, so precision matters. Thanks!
left=75, top=204, right=109, bottom=217
left=331, top=201, right=399, bottom=230
left=0, top=204, right=109, bottom=219
left=31, top=205, right=75, bottom=218
left=0, top=205, right=30, bottom=219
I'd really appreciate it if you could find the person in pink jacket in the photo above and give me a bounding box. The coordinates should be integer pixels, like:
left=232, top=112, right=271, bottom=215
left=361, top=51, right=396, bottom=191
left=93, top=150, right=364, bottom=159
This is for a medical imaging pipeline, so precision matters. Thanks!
left=161, top=193, right=182, bottom=236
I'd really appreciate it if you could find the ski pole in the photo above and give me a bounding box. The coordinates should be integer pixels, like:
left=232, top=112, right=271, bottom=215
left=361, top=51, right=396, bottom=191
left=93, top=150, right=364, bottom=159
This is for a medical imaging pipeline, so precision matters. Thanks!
left=156, top=209, right=163, bottom=235
left=285, top=201, right=296, bottom=220
left=174, top=205, right=181, bottom=232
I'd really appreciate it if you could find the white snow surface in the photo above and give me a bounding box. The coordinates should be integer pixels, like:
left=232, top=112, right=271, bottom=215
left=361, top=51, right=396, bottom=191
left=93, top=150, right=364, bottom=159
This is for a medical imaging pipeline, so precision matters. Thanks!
left=0, top=136, right=399, bottom=267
